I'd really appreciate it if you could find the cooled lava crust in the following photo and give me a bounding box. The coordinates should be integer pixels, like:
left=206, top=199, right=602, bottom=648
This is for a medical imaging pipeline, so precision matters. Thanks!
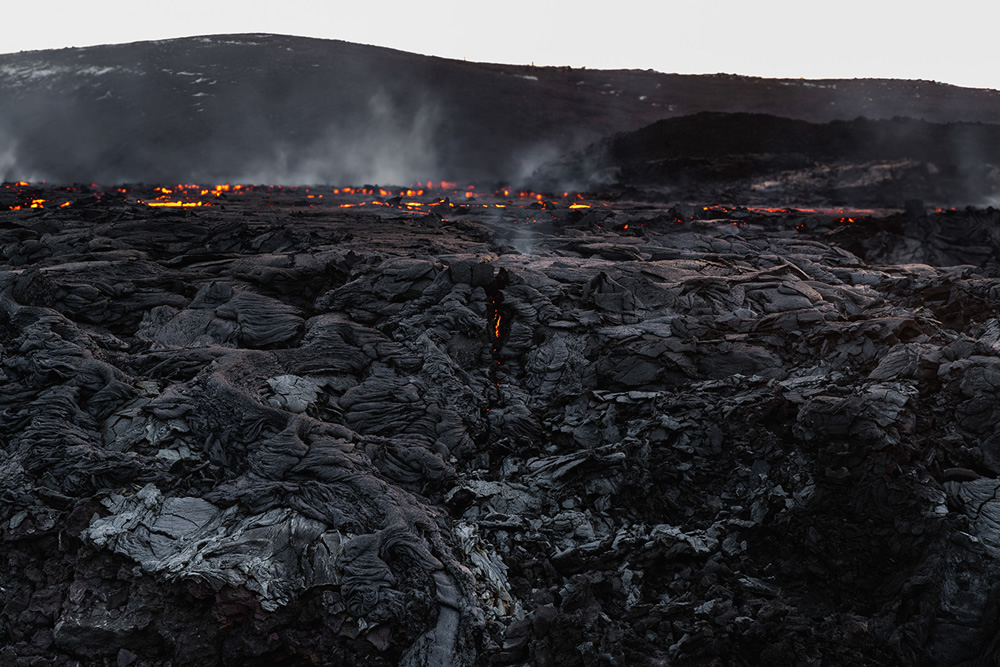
left=4, top=181, right=1000, bottom=665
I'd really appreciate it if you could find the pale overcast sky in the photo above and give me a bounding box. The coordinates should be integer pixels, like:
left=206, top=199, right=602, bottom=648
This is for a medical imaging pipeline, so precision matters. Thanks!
left=2, top=1, right=996, bottom=91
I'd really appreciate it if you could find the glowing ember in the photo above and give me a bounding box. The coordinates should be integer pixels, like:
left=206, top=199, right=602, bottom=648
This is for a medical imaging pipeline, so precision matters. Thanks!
left=144, top=201, right=210, bottom=208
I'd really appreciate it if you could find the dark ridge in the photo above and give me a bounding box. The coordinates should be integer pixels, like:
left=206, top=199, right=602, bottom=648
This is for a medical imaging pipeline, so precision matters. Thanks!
left=533, top=112, right=1000, bottom=206
left=609, top=112, right=1000, bottom=163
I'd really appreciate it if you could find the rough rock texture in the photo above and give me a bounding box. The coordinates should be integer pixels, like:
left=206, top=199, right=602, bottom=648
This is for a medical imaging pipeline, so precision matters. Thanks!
left=535, top=112, right=1000, bottom=207
left=4, top=183, right=1000, bottom=665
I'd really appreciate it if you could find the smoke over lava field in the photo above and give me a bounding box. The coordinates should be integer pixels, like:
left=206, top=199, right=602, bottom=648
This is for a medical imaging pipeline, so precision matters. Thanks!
left=5, top=34, right=1000, bottom=667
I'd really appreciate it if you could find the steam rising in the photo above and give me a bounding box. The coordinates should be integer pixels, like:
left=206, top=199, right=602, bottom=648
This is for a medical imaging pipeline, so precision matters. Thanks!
left=0, top=127, right=18, bottom=182
left=0, top=35, right=644, bottom=188
left=0, top=37, right=464, bottom=186
left=234, top=90, right=442, bottom=185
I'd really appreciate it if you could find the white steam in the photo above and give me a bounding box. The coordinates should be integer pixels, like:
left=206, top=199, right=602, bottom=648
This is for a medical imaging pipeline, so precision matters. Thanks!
left=234, top=89, right=442, bottom=185
left=0, top=141, right=17, bottom=182
left=0, top=125, right=26, bottom=182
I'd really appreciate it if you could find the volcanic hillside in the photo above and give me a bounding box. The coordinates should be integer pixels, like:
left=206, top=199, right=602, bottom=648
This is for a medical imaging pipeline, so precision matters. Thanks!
left=3, top=33, right=1000, bottom=184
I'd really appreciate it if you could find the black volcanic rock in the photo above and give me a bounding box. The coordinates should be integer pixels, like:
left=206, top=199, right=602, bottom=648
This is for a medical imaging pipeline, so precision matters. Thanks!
left=3, top=34, right=1000, bottom=184
left=5, top=184, right=1000, bottom=664
left=535, top=112, right=1000, bottom=206
left=612, top=113, right=1000, bottom=166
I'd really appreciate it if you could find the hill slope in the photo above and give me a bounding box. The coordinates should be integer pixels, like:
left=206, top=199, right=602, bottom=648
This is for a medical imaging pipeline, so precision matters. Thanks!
left=2, top=34, right=1000, bottom=184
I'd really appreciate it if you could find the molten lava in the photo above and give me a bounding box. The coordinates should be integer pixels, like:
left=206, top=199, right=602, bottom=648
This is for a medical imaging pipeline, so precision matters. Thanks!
left=145, top=201, right=210, bottom=208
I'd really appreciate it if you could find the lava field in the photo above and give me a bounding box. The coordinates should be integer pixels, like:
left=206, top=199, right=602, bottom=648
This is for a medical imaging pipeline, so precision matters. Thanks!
left=4, top=180, right=1000, bottom=665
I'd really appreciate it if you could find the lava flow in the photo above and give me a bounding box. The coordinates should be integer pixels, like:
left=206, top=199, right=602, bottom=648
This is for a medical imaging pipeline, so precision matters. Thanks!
left=1, top=181, right=888, bottom=234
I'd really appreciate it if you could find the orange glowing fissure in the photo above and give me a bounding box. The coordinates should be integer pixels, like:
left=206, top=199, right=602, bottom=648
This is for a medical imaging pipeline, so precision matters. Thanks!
left=145, top=201, right=210, bottom=208
left=8, top=198, right=48, bottom=210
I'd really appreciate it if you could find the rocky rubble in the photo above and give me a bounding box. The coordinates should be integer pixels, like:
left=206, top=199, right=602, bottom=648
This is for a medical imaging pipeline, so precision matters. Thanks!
left=3, top=185, right=1000, bottom=665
